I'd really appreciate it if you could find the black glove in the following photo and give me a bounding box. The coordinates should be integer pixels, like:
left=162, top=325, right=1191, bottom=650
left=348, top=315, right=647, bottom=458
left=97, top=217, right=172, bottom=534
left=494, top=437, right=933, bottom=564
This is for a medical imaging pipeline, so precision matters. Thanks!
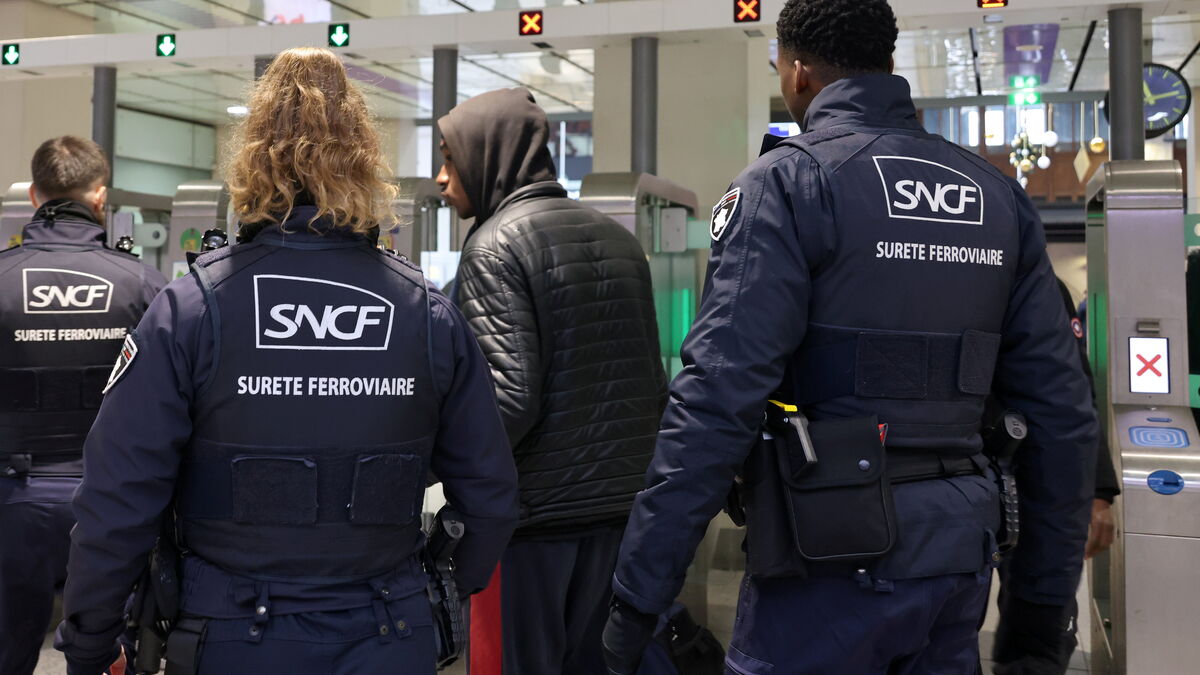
left=602, top=597, right=658, bottom=675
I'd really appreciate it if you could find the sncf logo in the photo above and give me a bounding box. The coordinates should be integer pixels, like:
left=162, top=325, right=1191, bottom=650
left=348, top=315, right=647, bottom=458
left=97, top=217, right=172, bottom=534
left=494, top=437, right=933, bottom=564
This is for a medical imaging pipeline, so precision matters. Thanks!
left=873, top=156, right=984, bottom=225
left=254, top=275, right=394, bottom=351
left=23, top=268, right=113, bottom=314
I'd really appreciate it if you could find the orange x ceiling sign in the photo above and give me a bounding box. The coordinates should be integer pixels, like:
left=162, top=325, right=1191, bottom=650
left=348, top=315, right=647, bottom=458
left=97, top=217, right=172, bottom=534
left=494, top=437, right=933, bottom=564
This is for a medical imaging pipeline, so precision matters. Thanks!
left=519, top=10, right=544, bottom=36
left=735, top=0, right=761, bottom=23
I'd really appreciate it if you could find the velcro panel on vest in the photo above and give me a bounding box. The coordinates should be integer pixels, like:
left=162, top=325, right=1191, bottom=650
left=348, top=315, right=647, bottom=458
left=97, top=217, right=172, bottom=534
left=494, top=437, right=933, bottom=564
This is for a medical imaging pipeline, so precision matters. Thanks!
left=855, top=333, right=929, bottom=399
left=231, top=456, right=318, bottom=525
left=180, top=437, right=429, bottom=526
left=350, top=454, right=421, bottom=525
left=0, top=366, right=112, bottom=412
left=958, top=330, right=1001, bottom=395
left=793, top=326, right=1001, bottom=406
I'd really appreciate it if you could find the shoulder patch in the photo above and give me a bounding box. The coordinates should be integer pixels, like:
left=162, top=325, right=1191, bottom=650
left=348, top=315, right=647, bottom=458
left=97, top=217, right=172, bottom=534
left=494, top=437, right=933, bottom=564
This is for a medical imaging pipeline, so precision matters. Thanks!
left=711, top=188, right=741, bottom=241
left=1071, top=317, right=1084, bottom=340
left=103, top=332, right=139, bottom=394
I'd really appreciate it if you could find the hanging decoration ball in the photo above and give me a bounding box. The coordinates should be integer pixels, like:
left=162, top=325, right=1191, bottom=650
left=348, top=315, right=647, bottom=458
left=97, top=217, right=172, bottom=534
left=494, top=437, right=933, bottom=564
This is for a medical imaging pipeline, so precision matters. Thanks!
left=1037, top=155, right=1052, bottom=170
left=1042, top=130, right=1059, bottom=148
left=1019, top=176, right=1029, bottom=188
left=1019, top=158, right=1034, bottom=173
left=1021, top=148, right=1030, bottom=157
left=1089, top=136, right=1107, bottom=154
left=1012, top=137, right=1021, bottom=148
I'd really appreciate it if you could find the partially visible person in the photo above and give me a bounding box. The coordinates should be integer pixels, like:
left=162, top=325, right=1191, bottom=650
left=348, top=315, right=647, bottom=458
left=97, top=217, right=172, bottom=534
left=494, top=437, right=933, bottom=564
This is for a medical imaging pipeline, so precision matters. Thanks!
left=437, top=88, right=667, bottom=675
left=0, top=135, right=166, bottom=675
left=991, top=278, right=1120, bottom=675
left=55, top=47, right=519, bottom=675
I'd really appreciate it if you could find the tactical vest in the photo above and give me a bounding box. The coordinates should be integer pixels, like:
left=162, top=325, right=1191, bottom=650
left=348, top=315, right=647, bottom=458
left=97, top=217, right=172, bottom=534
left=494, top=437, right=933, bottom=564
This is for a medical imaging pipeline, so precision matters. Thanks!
left=177, top=238, right=439, bottom=580
left=782, top=127, right=1020, bottom=454
left=0, top=229, right=150, bottom=470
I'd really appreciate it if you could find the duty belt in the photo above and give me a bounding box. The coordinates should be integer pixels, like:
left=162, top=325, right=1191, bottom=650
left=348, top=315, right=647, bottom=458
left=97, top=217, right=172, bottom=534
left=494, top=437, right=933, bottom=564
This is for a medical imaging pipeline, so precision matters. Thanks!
left=887, top=452, right=987, bottom=484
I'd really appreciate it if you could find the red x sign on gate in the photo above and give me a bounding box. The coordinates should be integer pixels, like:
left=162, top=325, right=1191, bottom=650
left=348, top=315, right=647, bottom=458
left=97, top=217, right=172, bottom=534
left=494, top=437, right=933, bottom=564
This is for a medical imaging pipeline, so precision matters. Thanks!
left=735, top=0, right=760, bottom=23
left=1137, top=353, right=1163, bottom=377
left=519, top=10, right=543, bottom=36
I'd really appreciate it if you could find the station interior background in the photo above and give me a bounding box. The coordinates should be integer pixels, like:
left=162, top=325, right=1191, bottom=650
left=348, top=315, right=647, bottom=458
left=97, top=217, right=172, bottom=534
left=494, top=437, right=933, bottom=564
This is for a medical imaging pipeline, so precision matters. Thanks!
left=4, top=1, right=1197, bottom=673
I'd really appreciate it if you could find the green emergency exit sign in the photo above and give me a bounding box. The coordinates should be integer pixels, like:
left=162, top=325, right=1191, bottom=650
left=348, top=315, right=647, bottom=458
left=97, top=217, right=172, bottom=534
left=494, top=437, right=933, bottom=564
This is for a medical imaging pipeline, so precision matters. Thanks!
left=156, top=34, right=176, bottom=57
left=2, top=44, right=18, bottom=66
left=1010, top=74, right=1040, bottom=88
left=1009, top=90, right=1041, bottom=106
left=328, top=23, right=350, bottom=48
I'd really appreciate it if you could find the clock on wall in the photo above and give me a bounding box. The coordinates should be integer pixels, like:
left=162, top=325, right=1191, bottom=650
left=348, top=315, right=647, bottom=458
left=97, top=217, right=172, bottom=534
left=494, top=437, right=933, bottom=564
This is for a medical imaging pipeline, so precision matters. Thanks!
left=1103, top=63, right=1192, bottom=139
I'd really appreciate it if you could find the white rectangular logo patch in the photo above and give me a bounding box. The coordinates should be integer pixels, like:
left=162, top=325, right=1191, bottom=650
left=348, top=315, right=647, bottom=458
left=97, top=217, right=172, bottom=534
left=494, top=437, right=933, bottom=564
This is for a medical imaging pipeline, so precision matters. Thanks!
left=23, top=268, right=114, bottom=314
left=253, top=275, right=395, bottom=351
left=873, top=156, right=984, bottom=225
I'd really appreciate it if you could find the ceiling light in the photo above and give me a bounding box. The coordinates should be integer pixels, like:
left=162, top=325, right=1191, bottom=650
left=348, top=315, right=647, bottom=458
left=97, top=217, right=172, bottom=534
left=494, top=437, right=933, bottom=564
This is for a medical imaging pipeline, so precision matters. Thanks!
left=226, top=105, right=248, bottom=116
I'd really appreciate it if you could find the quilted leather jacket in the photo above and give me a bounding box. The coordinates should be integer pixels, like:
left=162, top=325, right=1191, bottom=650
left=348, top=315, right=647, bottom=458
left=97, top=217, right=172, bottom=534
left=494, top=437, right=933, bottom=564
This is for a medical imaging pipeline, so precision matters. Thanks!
left=456, top=181, right=667, bottom=535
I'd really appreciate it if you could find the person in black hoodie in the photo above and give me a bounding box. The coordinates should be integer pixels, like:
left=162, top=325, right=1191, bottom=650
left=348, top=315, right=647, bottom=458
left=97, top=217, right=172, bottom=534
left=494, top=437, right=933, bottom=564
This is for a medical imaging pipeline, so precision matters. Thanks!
left=437, top=88, right=667, bottom=675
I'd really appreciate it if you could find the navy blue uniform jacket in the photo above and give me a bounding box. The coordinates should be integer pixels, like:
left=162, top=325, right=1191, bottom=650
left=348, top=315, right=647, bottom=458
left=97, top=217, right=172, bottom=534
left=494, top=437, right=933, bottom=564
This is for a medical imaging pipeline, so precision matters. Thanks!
left=56, top=211, right=519, bottom=672
left=612, top=75, right=1098, bottom=615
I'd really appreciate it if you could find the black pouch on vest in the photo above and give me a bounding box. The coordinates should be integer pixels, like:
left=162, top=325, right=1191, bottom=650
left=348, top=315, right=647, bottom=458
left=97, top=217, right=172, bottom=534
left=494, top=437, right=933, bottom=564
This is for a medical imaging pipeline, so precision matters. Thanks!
left=741, top=423, right=810, bottom=578
left=780, top=415, right=897, bottom=561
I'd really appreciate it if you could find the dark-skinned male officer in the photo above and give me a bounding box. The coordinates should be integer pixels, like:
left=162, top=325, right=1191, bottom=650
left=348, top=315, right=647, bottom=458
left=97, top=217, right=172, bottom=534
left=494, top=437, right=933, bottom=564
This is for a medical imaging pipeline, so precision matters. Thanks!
left=602, top=1, right=1098, bottom=673
left=0, top=135, right=166, bottom=675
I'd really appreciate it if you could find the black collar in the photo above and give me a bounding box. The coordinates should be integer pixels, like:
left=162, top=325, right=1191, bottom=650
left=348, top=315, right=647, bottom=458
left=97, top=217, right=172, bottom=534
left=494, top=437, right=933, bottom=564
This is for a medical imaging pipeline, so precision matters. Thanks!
left=241, top=206, right=376, bottom=249
left=802, top=74, right=923, bottom=133
left=20, top=199, right=106, bottom=248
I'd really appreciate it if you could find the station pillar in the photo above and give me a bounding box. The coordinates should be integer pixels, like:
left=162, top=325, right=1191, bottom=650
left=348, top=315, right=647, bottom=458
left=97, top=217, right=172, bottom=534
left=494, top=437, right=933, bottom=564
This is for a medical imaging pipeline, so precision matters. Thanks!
left=92, top=66, right=116, bottom=183
left=631, top=36, right=658, bottom=175
left=593, top=36, right=771, bottom=211
left=1108, top=7, right=1144, bottom=162
left=431, top=47, right=458, bottom=175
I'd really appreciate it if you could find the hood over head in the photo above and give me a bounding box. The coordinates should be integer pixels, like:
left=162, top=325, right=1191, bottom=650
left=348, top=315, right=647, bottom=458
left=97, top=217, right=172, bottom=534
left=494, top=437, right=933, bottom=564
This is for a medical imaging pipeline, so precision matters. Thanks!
left=437, top=87, right=558, bottom=223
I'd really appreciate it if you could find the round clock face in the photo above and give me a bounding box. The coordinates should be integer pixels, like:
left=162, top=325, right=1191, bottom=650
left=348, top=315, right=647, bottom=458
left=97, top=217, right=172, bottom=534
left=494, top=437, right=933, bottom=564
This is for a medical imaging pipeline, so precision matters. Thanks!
left=1104, top=63, right=1192, bottom=139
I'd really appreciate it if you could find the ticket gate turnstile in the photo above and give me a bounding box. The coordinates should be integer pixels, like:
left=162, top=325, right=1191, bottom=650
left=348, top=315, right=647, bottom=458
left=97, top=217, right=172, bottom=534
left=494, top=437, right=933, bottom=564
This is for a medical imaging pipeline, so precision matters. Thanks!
left=164, top=181, right=229, bottom=280
left=381, top=177, right=441, bottom=259
left=580, top=172, right=705, bottom=378
left=1085, top=161, right=1200, bottom=674
left=580, top=172, right=717, bottom=621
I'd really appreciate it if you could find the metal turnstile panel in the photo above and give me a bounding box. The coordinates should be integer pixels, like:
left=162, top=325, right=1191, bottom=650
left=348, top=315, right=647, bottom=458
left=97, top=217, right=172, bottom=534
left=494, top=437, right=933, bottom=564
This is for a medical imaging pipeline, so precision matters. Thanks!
left=1123, top=533, right=1200, bottom=673
left=1086, top=160, right=1200, bottom=674
left=165, top=182, right=228, bottom=280
left=1, top=182, right=34, bottom=248
left=580, top=171, right=712, bottom=619
left=383, top=178, right=442, bottom=259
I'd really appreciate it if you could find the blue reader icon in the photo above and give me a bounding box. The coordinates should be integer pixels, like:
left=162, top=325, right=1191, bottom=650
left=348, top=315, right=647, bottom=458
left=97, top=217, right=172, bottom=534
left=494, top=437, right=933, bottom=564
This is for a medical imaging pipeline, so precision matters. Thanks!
left=1130, top=426, right=1190, bottom=448
left=1148, top=470, right=1186, bottom=496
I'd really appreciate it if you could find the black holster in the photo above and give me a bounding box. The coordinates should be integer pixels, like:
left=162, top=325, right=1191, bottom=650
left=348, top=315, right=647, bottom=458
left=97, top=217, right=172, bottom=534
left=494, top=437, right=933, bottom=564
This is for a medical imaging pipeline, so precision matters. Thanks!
left=982, top=409, right=1027, bottom=555
left=130, top=534, right=182, bottom=675
left=423, top=507, right=466, bottom=670
left=163, top=617, right=207, bottom=675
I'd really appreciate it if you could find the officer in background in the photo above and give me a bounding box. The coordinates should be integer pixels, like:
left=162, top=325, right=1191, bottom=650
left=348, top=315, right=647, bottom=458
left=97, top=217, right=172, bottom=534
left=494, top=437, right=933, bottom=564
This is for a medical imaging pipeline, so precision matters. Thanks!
left=991, top=278, right=1120, bottom=675
left=0, top=136, right=166, bottom=675
left=55, top=47, right=519, bottom=675
left=602, top=1, right=1098, bottom=673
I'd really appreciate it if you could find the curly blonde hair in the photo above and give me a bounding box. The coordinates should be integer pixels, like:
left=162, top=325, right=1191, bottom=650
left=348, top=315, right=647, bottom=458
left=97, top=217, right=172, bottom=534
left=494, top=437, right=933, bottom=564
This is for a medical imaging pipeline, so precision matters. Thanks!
left=226, top=47, right=396, bottom=233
